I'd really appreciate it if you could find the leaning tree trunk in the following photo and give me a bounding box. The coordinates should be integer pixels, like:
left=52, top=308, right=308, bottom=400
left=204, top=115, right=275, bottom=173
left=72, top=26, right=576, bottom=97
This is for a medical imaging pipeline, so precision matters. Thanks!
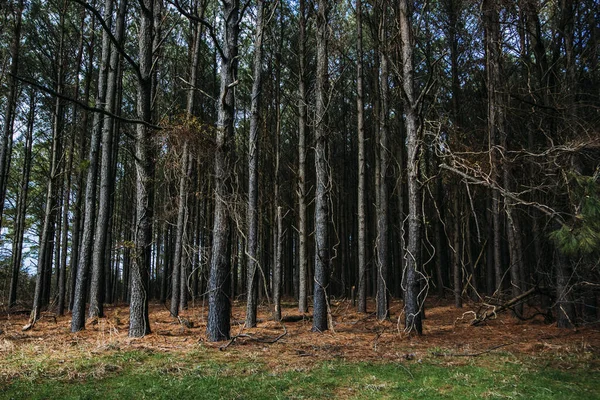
left=399, top=0, right=423, bottom=335
left=128, top=0, right=157, bottom=338
left=71, top=0, right=114, bottom=332
left=245, top=0, right=265, bottom=328
left=206, top=0, right=239, bottom=342
left=312, top=0, right=330, bottom=333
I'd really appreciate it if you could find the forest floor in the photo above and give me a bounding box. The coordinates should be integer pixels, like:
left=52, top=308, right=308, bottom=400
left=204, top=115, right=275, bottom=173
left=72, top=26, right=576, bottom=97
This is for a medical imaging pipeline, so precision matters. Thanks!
left=1, top=297, right=599, bottom=398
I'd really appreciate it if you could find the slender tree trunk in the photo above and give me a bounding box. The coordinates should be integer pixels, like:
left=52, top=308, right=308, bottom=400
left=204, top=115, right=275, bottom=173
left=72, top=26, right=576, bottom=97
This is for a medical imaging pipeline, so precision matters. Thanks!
left=170, top=146, right=188, bottom=316
left=453, top=189, right=463, bottom=308
left=356, top=0, right=367, bottom=314
left=71, top=0, right=114, bottom=332
left=70, top=12, right=94, bottom=311
left=30, top=6, right=66, bottom=322
left=399, top=0, right=423, bottom=335
left=245, top=0, right=265, bottom=328
left=58, top=116, right=75, bottom=315
left=312, top=0, right=330, bottom=333
left=0, top=0, right=24, bottom=230
left=30, top=98, right=62, bottom=324
left=89, top=0, right=128, bottom=320
left=206, top=0, right=239, bottom=342
left=376, top=8, right=390, bottom=321
left=273, top=206, right=283, bottom=321
left=483, top=0, right=504, bottom=295
left=297, top=0, right=309, bottom=314
left=8, top=88, right=34, bottom=308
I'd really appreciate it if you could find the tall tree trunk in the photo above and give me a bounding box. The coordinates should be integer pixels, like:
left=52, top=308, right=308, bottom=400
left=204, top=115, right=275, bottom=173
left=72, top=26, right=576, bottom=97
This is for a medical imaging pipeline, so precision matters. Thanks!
left=58, top=116, right=75, bottom=315
left=273, top=206, right=283, bottom=321
left=8, top=88, right=34, bottom=308
left=245, top=0, right=265, bottom=328
left=376, top=7, right=390, bottom=321
left=128, top=0, right=157, bottom=338
left=356, top=0, right=367, bottom=314
left=89, top=0, right=128, bottom=320
left=453, top=188, right=463, bottom=308
left=70, top=12, right=94, bottom=311
left=30, top=96, right=62, bottom=324
left=399, top=0, right=423, bottom=335
left=206, top=0, right=239, bottom=342
left=312, top=0, right=330, bottom=333
left=30, top=5, right=67, bottom=323
left=297, top=0, right=309, bottom=314
left=483, top=0, right=504, bottom=295
left=0, top=0, right=24, bottom=230
left=71, top=0, right=114, bottom=332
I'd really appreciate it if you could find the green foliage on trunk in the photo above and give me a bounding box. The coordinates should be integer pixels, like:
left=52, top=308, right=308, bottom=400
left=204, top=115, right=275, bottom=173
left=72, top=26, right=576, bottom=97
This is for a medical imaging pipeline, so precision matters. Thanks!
left=551, top=174, right=600, bottom=256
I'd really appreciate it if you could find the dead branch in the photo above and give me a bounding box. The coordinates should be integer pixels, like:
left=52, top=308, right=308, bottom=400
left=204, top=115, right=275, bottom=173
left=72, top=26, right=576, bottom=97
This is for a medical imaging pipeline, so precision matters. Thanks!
left=219, top=325, right=287, bottom=351
left=472, top=286, right=539, bottom=326
left=432, top=342, right=515, bottom=357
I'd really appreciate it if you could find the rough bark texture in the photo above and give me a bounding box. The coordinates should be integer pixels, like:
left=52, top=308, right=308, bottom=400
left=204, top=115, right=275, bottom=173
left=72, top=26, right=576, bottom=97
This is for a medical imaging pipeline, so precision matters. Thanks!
left=8, top=88, right=33, bottom=308
left=297, top=0, right=308, bottom=314
left=273, top=206, right=283, bottom=321
left=376, top=13, right=390, bottom=321
left=312, top=0, right=330, bottom=333
left=399, top=0, right=423, bottom=335
left=0, top=0, right=24, bottom=230
left=170, top=145, right=188, bottom=316
left=71, top=0, right=114, bottom=332
left=206, top=0, right=238, bottom=342
left=483, top=0, right=504, bottom=295
left=89, top=0, right=128, bottom=320
left=31, top=7, right=66, bottom=323
left=245, top=0, right=265, bottom=328
left=129, top=0, right=156, bottom=338
left=356, top=0, right=367, bottom=314
left=453, top=189, right=463, bottom=308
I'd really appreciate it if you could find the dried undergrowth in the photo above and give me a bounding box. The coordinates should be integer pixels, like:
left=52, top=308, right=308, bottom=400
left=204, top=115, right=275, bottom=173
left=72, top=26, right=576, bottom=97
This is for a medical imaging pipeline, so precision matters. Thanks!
left=0, top=297, right=598, bottom=382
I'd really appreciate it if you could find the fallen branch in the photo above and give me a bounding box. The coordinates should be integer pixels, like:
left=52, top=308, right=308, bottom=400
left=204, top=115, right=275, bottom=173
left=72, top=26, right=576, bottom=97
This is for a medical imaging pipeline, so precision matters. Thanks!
left=432, top=342, right=514, bottom=357
left=472, top=287, right=539, bottom=326
left=219, top=325, right=287, bottom=351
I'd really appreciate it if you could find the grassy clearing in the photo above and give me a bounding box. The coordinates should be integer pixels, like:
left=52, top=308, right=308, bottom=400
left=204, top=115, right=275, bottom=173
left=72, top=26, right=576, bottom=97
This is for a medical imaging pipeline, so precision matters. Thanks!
left=1, top=348, right=598, bottom=399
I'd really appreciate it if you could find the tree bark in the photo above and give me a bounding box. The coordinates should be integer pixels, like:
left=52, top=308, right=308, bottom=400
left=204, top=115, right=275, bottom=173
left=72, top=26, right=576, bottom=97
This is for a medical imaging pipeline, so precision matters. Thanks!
left=399, top=0, right=423, bottom=335
left=8, top=88, right=34, bottom=308
left=0, top=0, right=24, bottom=231
left=356, top=0, right=367, bottom=313
left=483, top=0, right=504, bottom=295
left=312, top=0, right=330, bottom=333
left=128, top=0, right=157, bottom=338
left=206, top=0, right=239, bottom=342
left=245, top=0, right=265, bottom=328
left=71, top=0, right=114, bottom=332
left=273, top=206, right=283, bottom=321
left=376, top=7, right=390, bottom=321
left=297, top=0, right=309, bottom=314
left=89, top=0, right=128, bottom=320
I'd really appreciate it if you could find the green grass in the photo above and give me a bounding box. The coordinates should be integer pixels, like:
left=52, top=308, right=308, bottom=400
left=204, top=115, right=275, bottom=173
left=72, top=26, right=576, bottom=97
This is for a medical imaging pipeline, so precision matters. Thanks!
left=1, top=349, right=598, bottom=399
